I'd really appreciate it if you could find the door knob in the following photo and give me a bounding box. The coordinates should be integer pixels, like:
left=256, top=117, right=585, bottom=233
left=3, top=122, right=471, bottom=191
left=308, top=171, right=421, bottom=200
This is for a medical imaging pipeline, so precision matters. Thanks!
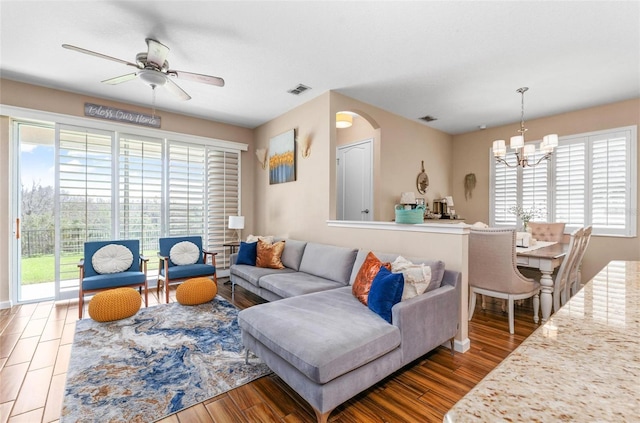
left=361, top=209, right=370, bottom=214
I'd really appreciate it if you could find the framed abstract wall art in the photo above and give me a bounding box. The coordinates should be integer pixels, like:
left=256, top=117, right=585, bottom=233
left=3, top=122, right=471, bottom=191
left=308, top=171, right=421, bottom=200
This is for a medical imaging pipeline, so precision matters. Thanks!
left=269, top=129, right=296, bottom=184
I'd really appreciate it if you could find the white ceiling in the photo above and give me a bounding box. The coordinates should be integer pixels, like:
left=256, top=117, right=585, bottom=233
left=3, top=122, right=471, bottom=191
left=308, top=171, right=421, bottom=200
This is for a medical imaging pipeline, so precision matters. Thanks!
left=1, top=1, right=639, bottom=134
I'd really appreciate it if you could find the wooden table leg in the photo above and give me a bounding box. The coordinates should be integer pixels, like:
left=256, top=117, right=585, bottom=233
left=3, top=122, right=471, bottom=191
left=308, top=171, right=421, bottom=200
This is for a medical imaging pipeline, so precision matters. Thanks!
left=539, top=270, right=554, bottom=323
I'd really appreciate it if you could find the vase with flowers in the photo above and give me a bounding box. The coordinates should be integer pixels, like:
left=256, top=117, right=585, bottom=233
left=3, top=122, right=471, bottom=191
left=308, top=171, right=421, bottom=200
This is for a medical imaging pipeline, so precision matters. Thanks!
left=509, top=205, right=544, bottom=232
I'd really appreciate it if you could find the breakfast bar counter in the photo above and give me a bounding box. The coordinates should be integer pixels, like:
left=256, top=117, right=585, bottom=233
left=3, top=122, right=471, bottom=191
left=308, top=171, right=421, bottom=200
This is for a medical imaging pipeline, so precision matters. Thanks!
left=444, top=260, right=640, bottom=422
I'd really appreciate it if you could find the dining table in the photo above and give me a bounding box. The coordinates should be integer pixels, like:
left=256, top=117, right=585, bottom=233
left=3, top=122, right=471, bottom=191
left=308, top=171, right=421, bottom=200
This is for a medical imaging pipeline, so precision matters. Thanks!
left=516, top=241, right=568, bottom=324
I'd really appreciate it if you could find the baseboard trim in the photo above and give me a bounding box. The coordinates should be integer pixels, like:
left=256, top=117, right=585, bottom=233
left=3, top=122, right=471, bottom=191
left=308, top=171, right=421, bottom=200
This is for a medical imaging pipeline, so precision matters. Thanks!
left=454, top=338, right=471, bottom=353
left=0, top=300, right=13, bottom=310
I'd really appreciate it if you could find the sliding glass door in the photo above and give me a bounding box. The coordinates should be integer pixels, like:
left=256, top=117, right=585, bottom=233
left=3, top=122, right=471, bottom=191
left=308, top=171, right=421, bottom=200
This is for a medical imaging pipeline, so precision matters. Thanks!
left=14, top=121, right=56, bottom=302
left=11, top=117, right=243, bottom=304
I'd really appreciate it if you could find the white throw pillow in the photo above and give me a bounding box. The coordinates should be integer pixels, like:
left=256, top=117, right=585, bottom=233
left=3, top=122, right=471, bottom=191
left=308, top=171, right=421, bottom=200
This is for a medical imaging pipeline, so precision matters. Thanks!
left=246, top=234, right=275, bottom=244
left=170, top=241, right=200, bottom=266
left=92, top=244, right=134, bottom=274
left=391, top=256, right=432, bottom=301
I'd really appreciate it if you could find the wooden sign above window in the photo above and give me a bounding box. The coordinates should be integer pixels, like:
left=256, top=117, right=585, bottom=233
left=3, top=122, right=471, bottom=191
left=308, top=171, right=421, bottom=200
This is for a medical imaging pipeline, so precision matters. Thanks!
left=84, top=103, right=161, bottom=128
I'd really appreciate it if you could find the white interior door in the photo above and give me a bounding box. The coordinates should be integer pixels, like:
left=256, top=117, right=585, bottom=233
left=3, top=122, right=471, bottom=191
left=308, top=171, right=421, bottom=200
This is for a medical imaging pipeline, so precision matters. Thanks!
left=337, top=139, right=373, bottom=221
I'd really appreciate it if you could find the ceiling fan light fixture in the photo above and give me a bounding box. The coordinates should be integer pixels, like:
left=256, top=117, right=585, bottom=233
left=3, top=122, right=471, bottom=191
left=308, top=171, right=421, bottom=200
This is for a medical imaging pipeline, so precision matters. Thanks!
left=336, top=112, right=353, bottom=129
left=138, top=69, right=167, bottom=87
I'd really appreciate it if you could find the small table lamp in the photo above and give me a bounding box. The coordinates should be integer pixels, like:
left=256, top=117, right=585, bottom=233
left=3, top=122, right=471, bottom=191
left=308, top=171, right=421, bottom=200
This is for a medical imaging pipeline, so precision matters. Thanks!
left=228, top=216, right=245, bottom=242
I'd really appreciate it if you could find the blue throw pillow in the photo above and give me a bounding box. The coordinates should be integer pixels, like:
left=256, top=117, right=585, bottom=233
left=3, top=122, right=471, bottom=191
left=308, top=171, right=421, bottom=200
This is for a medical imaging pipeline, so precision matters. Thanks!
left=236, top=241, right=258, bottom=266
left=367, top=266, right=404, bottom=323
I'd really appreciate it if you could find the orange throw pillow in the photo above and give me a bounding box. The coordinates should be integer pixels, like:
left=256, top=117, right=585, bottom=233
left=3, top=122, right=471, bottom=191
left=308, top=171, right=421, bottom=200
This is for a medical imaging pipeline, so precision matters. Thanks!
left=352, top=252, right=391, bottom=306
left=256, top=239, right=286, bottom=269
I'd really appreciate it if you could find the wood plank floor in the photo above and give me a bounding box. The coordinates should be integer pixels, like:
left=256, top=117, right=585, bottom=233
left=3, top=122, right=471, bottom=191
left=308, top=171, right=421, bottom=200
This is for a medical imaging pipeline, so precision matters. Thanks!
left=0, top=279, right=538, bottom=423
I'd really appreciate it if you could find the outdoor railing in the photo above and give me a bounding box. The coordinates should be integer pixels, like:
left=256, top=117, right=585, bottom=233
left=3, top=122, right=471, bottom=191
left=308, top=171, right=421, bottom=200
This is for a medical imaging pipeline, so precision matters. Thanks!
left=21, top=228, right=162, bottom=257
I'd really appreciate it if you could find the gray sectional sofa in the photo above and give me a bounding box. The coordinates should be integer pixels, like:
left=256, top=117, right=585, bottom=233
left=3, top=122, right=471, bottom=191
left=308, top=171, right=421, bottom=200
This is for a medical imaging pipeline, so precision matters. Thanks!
left=232, top=239, right=461, bottom=423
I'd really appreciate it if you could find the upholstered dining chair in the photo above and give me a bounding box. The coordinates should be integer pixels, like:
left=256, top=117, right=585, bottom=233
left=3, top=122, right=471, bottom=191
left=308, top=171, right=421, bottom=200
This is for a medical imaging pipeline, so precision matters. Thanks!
left=468, top=228, right=540, bottom=334
left=527, top=222, right=566, bottom=242
left=518, top=222, right=567, bottom=281
left=157, top=236, right=217, bottom=303
left=552, top=227, right=584, bottom=312
left=78, top=239, right=148, bottom=319
left=568, top=225, right=592, bottom=298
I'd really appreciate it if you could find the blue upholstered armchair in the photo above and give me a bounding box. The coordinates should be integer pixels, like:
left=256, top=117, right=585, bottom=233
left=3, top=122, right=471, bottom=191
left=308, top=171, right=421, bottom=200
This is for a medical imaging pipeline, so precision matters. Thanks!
left=78, top=239, right=148, bottom=319
left=157, top=236, right=217, bottom=303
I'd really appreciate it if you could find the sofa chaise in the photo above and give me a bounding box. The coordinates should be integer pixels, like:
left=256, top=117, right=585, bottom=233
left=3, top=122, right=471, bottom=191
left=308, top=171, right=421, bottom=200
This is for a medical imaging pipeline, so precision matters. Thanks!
left=233, top=240, right=461, bottom=423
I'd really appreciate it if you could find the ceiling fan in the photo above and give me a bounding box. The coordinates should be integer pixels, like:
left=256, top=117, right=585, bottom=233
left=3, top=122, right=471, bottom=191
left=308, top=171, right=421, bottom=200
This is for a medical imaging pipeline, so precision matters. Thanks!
left=62, top=38, right=225, bottom=101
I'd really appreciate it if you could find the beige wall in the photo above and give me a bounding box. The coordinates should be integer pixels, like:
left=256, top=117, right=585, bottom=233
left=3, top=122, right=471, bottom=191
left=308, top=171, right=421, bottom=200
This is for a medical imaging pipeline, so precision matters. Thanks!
left=331, top=92, right=453, bottom=222
left=252, top=90, right=456, bottom=236
left=253, top=91, right=470, bottom=346
left=0, top=79, right=256, bottom=306
left=451, top=98, right=640, bottom=282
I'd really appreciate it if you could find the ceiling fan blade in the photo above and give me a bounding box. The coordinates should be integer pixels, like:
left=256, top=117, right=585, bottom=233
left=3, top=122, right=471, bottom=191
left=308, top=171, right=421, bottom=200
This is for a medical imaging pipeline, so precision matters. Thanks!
left=101, top=73, right=138, bottom=85
left=146, top=38, right=170, bottom=67
left=62, top=44, right=139, bottom=68
left=163, top=78, right=191, bottom=101
left=169, top=70, right=225, bottom=87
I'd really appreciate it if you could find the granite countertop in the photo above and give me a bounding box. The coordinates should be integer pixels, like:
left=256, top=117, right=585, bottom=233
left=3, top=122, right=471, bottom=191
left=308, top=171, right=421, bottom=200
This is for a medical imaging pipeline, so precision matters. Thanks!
left=444, top=260, right=640, bottom=422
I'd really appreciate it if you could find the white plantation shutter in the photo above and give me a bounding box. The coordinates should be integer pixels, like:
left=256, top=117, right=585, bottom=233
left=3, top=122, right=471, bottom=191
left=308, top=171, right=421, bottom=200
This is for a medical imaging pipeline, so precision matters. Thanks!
left=591, top=133, right=629, bottom=234
left=167, top=142, right=207, bottom=236
left=57, top=125, right=114, bottom=287
left=490, top=125, right=636, bottom=237
left=522, top=151, right=548, bottom=218
left=491, top=159, right=518, bottom=226
left=207, top=150, right=240, bottom=267
left=554, top=139, right=586, bottom=227
left=118, top=134, right=163, bottom=257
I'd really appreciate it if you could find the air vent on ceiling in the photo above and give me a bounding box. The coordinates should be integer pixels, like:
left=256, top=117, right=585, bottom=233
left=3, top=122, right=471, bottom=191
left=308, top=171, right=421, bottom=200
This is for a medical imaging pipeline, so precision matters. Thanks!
left=419, top=115, right=438, bottom=122
left=288, top=84, right=312, bottom=95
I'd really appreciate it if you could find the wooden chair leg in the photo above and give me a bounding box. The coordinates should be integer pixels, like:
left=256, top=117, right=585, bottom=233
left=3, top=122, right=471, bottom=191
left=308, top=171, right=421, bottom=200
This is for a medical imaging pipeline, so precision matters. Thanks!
left=166, top=280, right=170, bottom=304
left=78, top=290, right=83, bottom=319
left=468, top=290, right=477, bottom=320
left=313, top=408, right=332, bottom=423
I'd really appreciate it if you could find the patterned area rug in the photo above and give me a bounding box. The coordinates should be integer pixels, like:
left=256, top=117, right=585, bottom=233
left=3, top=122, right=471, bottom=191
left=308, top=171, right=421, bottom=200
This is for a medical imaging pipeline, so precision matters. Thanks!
left=61, top=297, right=271, bottom=423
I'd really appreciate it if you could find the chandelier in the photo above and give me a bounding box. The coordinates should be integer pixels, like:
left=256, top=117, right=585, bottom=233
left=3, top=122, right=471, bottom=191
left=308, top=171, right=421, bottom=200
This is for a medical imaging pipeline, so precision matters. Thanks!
left=492, top=87, right=558, bottom=168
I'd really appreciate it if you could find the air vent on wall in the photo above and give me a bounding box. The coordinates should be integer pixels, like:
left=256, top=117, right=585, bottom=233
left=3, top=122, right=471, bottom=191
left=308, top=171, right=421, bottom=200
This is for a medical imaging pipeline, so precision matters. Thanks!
left=287, top=84, right=312, bottom=95
left=419, top=115, right=438, bottom=122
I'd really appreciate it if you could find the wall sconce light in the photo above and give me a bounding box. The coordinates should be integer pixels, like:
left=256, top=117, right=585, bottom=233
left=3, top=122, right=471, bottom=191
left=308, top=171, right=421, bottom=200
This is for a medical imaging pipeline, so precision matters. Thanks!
left=255, top=148, right=268, bottom=169
left=297, top=134, right=312, bottom=158
left=336, top=112, right=353, bottom=129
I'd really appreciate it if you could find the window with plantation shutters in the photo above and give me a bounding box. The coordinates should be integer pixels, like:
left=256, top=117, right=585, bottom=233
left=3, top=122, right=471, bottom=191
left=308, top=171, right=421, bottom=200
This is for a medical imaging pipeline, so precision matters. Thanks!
left=490, top=145, right=550, bottom=228
left=491, top=160, right=518, bottom=226
left=14, top=112, right=246, bottom=302
left=167, top=142, right=207, bottom=236
left=554, top=139, right=586, bottom=227
left=521, top=151, right=548, bottom=215
left=591, top=133, right=628, bottom=233
left=206, top=150, right=240, bottom=267
left=118, top=134, right=163, bottom=261
left=57, top=125, right=114, bottom=291
left=490, top=125, right=637, bottom=237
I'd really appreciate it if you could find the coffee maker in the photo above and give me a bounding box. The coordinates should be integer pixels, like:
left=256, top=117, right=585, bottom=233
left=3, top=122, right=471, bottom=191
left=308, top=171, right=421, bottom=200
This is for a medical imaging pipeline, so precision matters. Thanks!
left=433, top=197, right=454, bottom=219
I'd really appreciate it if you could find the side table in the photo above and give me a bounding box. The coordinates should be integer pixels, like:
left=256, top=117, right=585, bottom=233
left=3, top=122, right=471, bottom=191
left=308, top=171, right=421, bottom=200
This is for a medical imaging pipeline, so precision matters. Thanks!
left=223, top=241, right=241, bottom=255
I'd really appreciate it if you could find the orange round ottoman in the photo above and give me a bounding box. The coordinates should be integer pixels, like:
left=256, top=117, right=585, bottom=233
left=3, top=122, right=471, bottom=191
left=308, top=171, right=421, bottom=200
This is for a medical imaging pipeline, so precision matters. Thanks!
left=176, top=277, right=217, bottom=305
left=89, top=288, right=141, bottom=322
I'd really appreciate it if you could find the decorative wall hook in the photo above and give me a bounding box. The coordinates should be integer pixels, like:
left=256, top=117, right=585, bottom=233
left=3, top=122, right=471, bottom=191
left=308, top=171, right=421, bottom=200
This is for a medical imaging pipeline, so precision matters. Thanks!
left=255, top=148, right=268, bottom=170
